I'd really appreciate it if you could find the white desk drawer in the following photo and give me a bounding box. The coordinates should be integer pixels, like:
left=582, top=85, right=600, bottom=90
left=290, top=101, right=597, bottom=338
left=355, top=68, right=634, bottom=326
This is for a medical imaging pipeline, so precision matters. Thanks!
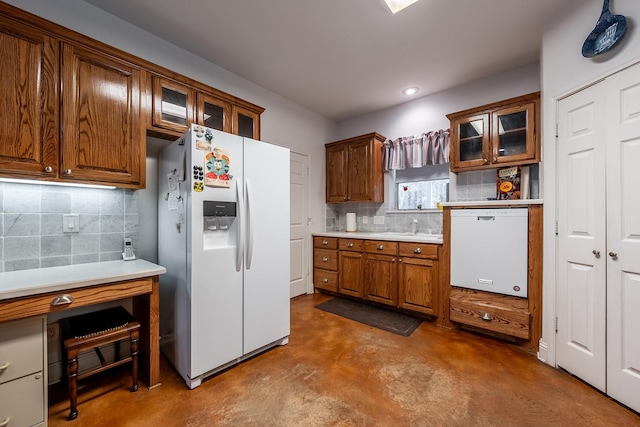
left=0, top=371, right=46, bottom=427
left=0, top=317, right=44, bottom=385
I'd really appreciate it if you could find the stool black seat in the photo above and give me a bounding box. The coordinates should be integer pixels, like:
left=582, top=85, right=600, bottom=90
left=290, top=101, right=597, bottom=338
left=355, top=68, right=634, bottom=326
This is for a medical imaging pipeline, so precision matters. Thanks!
left=60, top=306, right=140, bottom=420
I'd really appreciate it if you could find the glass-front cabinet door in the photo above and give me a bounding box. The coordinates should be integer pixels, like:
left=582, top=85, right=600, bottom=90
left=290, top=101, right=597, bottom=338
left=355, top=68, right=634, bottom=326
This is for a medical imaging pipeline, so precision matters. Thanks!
left=197, top=92, right=231, bottom=132
left=232, top=105, right=260, bottom=139
left=492, top=102, right=536, bottom=164
left=448, top=92, right=540, bottom=172
left=152, top=76, right=194, bottom=133
left=451, top=114, right=490, bottom=170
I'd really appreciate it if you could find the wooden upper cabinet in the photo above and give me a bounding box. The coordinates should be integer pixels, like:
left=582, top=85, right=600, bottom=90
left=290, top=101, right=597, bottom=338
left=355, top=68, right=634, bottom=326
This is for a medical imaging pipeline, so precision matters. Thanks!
left=0, top=20, right=59, bottom=179
left=232, top=104, right=261, bottom=139
left=61, top=43, right=145, bottom=187
left=197, top=92, right=231, bottom=132
left=325, top=132, right=385, bottom=203
left=151, top=76, right=195, bottom=134
left=448, top=92, right=540, bottom=172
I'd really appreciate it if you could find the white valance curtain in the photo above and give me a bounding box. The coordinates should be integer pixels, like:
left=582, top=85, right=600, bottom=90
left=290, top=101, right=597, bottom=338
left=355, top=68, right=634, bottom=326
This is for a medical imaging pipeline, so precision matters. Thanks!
left=382, top=129, right=450, bottom=172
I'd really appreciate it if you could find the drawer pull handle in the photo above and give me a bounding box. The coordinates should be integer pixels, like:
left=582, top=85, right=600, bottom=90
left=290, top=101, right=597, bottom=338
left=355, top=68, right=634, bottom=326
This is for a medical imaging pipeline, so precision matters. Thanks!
left=0, top=417, right=10, bottom=427
left=322, top=240, right=328, bottom=245
left=414, top=247, right=422, bottom=254
left=347, top=243, right=353, bottom=248
left=322, top=278, right=328, bottom=283
left=321, top=256, right=329, bottom=262
left=51, top=294, right=74, bottom=306
left=377, top=244, right=384, bottom=250
left=481, top=313, right=492, bottom=321
left=0, top=362, right=9, bottom=371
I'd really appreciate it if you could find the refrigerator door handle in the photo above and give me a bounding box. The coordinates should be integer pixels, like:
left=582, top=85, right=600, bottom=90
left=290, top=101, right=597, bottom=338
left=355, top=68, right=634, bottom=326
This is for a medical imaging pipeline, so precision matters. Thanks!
left=236, top=180, right=244, bottom=272
left=246, top=179, right=255, bottom=269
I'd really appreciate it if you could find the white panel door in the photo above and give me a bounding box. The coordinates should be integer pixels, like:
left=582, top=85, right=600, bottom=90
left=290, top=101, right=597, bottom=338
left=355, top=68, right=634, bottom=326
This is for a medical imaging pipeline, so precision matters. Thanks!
left=605, top=62, right=640, bottom=412
left=556, top=82, right=607, bottom=392
left=289, top=152, right=310, bottom=297
left=242, top=138, right=290, bottom=355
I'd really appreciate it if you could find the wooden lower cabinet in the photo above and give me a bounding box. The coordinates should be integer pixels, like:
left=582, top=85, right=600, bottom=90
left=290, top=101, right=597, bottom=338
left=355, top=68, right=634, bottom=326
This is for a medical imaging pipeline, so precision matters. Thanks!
left=398, top=257, right=437, bottom=315
left=313, top=237, right=338, bottom=292
left=339, top=252, right=364, bottom=297
left=449, top=287, right=530, bottom=339
left=364, top=254, right=398, bottom=307
left=313, top=236, right=441, bottom=317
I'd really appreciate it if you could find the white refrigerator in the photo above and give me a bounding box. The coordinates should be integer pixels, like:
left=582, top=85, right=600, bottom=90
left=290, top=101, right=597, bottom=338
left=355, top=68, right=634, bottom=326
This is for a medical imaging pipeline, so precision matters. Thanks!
left=158, top=124, right=290, bottom=389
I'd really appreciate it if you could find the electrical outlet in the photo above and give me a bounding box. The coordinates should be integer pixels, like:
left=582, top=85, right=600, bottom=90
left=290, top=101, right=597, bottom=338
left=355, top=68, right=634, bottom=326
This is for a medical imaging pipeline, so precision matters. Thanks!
left=47, top=323, right=59, bottom=341
left=362, top=216, right=368, bottom=224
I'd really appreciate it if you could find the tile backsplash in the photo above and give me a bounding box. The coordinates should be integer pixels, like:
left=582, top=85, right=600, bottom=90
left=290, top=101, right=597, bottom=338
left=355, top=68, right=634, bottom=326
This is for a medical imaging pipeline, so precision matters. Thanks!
left=0, top=182, right=139, bottom=272
left=326, top=203, right=443, bottom=235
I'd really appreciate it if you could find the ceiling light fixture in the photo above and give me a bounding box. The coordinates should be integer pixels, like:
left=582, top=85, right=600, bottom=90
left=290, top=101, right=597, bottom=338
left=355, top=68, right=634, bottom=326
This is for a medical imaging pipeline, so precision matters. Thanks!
left=384, top=0, right=420, bottom=14
left=403, top=87, right=419, bottom=96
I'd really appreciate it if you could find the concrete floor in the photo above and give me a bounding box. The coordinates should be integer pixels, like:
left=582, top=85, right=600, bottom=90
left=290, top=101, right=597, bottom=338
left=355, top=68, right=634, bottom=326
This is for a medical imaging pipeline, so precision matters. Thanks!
left=48, top=293, right=639, bottom=426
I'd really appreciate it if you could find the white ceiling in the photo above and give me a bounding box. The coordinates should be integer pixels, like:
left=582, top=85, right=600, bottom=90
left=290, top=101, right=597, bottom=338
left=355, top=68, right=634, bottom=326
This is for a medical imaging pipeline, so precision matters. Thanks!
left=84, top=0, right=576, bottom=122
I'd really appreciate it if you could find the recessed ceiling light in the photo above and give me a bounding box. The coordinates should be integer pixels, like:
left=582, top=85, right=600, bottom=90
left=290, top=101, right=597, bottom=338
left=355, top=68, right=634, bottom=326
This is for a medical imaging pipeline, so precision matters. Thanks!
left=403, top=87, right=419, bottom=96
left=384, top=0, right=420, bottom=14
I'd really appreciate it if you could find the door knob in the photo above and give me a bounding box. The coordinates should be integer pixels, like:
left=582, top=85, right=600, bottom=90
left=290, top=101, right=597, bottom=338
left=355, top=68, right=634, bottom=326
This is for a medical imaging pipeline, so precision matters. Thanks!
left=321, top=256, right=328, bottom=262
left=609, top=252, right=618, bottom=260
left=414, top=247, right=422, bottom=254
left=376, top=244, right=384, bottom=250
left=347, top=243, right=353, bottom=248
left=592, top=250, right=600, bottom=258
left=64, top=168, right=72, bottom=175
left=44, top=166, right=53, bottom=173
left=481, top=313, right=492, bottom=321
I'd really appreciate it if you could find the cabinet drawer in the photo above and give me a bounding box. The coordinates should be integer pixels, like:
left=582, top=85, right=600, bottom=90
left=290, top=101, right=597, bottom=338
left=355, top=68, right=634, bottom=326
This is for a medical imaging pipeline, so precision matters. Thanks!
left=339, top=238, right=364, bottom=251
left=449, top=288, right=530, bottom=339
left=313, top=249, right=338, bottom=271
left=0, top=317, right=44, bottom=384
left=0, top=279, right=153, bottom=323
left=314, top=268, right=338, bottom=292
left=0, top=371, right=45, bottom=427
left=398, top=242, right=439, bottom=259
left=313, top=236, right=338, bottom=250
left=365, top=240, right=398, bottom=256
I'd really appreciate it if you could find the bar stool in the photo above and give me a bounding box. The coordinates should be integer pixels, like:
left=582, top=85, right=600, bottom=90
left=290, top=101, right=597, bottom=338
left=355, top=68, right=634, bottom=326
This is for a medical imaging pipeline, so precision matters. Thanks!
left=60, top=306, right=140, bottom=420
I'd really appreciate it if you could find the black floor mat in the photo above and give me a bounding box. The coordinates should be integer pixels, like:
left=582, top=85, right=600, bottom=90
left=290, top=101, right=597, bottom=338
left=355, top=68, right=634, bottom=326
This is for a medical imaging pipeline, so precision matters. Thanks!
left=315, top=297, right=422, bottom=337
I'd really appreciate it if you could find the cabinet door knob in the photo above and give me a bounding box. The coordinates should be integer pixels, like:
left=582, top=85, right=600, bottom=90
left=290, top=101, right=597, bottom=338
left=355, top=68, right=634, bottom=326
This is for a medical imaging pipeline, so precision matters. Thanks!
left=481, top=313, right=492, bottom=321
left=391, top=258, right=396, bottom=262
left=44, top=166, right=53, bottom=173
left=414, top=247, right=422, bottom=254
left=493, top=157, right=497, bottom=162
left=322, top=240, right=328, bottom=245
left=321, top=256, right=329, bottom=262
left=347, top=242, right=353, bottom=248
left=592, top=250, right=600, bottom=258
left=376, top=244, right=384, bottom=250
left=64, top=168, right=72, bottom=175
left=322, top=278, right=328, bottom=283
left=609, top=252, right=618, bottom=260
left=483, top=158, right=488, bottom=164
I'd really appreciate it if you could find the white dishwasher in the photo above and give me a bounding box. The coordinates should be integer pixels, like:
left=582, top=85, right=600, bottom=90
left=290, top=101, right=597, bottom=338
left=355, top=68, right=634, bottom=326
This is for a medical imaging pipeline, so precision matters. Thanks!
left=450, top=208, right=528, bottom=298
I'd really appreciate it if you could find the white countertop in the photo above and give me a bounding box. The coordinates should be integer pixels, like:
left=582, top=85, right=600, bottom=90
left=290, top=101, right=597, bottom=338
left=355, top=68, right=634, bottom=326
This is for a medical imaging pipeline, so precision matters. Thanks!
left=441, top=199, right=543, bottom=207
left=0, top=259, right=166, bottom=301
left=313, top=231, right=443, bottom=244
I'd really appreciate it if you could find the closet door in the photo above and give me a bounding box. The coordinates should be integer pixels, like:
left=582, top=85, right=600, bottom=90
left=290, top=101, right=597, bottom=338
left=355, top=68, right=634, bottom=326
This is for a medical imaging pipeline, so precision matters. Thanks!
left=556, top=82, right=607, bottom=392
left=605, top=62, right=640, bottom=413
